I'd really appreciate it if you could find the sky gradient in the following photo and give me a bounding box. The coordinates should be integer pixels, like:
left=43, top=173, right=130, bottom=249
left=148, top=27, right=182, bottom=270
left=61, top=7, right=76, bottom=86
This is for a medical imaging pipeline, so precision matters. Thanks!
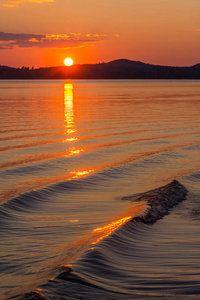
left=0, top=0, right=200, bottom=67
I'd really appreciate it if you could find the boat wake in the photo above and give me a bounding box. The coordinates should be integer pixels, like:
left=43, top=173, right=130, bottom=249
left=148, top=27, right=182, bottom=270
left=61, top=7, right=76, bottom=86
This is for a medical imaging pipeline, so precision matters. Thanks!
left=17, top=180, right=198, bottom=300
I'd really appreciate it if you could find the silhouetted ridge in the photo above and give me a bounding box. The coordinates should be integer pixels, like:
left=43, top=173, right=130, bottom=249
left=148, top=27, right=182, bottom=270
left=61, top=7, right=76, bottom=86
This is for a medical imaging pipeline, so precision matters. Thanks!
left=191, top=63, right=200, bottom=68
left=107, top=59, right=146, bottom=66
left=1, top=60, right=200, bottom=79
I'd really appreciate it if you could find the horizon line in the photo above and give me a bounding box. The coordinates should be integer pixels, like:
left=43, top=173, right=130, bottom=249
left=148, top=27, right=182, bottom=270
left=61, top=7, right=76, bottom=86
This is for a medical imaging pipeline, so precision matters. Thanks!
left=1, top=59, right=200, bottom=70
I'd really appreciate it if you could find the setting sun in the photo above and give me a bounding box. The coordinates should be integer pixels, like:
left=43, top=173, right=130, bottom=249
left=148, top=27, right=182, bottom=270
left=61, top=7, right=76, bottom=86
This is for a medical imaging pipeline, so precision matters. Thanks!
left=64, top=57, right=74, bottom=66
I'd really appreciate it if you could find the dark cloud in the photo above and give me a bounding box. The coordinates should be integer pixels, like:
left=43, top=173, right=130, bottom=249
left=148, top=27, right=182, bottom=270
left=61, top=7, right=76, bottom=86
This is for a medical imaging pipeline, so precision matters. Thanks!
left=0, top=32, right=109, bottom=50
left=0, top=32, right=45, bottom=41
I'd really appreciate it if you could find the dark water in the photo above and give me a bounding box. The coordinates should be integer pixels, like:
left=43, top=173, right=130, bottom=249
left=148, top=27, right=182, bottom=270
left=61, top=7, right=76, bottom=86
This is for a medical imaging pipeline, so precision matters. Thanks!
left=0, top=80, right=200, bottom=299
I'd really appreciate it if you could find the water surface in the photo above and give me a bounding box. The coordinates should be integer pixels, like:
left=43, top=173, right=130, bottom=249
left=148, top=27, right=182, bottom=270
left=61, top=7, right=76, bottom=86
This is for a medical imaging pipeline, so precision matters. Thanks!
left=0, top=80, right=200, bottom=299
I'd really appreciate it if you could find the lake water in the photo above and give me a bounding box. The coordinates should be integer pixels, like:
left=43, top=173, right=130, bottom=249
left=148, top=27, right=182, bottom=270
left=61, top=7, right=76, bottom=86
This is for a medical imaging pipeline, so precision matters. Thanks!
left=0, top=80, right=200, bottom=299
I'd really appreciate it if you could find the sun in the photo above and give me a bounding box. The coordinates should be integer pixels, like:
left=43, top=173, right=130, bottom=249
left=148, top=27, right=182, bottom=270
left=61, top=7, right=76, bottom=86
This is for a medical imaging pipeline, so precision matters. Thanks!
left=64, top=57, right=74, bottom=66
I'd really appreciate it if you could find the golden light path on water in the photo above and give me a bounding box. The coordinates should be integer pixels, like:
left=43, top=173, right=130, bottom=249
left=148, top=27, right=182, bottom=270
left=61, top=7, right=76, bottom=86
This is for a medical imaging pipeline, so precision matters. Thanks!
left=63, top=82, right=76, bottom=135
left=62, top=81, right=136, bottom=249
left=63, top=82, right=88, bottom=176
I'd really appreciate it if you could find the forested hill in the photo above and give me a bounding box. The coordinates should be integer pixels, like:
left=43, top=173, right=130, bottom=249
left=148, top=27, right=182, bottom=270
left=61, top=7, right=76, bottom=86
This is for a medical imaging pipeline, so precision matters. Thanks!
left=1, top=59, right=200, bottom=79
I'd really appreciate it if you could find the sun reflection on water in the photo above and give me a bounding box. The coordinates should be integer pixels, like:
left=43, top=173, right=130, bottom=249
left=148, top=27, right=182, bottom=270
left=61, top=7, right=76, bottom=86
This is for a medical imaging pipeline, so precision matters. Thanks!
left=68, top=148, right=84, bottom=156
left=63, top=82, right=85, bottom=158
left=92, top=216, right=132, bottom=244
left=52, top=204, right=146, bottom=273
left=64, top=82, right=75, bottom=134
left=70, top=169, right=94, bottom=178
left=63, top=137, right=78, bottom=143
left=91, top=203, right=147, bottom=245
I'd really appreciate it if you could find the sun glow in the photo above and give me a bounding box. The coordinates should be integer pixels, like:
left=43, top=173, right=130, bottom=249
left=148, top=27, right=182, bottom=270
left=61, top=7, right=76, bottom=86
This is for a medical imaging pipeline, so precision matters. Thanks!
left=64, top=57, right=73, bottom=66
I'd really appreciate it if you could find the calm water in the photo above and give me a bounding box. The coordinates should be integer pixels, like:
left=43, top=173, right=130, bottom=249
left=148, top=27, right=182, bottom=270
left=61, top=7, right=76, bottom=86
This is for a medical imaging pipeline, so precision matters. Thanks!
left=0, top=80, right=200, bottom=299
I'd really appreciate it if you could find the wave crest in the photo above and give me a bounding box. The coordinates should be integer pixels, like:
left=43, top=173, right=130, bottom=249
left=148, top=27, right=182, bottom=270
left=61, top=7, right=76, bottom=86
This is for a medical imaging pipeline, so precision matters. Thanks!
left=125, top=180, right=188, bottom=224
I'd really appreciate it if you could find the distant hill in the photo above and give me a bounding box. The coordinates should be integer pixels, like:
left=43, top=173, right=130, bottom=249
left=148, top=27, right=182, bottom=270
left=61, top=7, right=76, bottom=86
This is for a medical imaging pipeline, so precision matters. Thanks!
left=0, top=59, right=200, bottom=79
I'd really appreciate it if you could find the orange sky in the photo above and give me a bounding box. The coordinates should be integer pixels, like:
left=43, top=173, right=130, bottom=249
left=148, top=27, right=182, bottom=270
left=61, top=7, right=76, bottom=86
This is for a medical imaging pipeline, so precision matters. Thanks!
left=0, top=0, right=200, bottom=67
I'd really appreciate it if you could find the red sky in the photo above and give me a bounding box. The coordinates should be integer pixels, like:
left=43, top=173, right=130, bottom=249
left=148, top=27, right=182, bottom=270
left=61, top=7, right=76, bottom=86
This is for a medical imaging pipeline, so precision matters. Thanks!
left=0, top=0, right=200, bottom=67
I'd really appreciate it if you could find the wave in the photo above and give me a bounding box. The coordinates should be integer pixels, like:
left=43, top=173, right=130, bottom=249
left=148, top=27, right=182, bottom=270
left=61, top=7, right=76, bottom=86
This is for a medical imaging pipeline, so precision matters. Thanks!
left=123, top=180, right=187, bottom=224
left=1, top=125, right=199, bottom=152
left=18, top=180, right=195, bottom=300
left=1, top=131, right=199, bottom=203
left=1, top=126, right=200, bottom=169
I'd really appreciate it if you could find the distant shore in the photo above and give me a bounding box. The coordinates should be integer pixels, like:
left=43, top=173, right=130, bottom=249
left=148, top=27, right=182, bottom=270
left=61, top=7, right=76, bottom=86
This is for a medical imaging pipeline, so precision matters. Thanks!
left=1, top=59, right=200, bottom=79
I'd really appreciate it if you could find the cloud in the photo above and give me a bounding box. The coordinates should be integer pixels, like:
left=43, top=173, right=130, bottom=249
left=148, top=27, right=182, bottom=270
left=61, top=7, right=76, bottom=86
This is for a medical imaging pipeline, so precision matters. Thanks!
left=0, top=32, right=114, bottom=50
left=3, top=0, right=53, bottom=7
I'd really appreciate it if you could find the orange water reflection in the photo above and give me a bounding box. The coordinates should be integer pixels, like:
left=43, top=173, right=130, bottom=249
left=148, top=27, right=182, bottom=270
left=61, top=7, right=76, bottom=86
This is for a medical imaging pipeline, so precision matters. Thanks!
left=91, top=202, right=147, bottom=245
left=70, top=169, right=94, bottom=178
left=63, top=82, right=85, bottom=159
left=63, top=137, right=78, bottom=143
left=92, top=216, right=132, bottom=244
left=68, top=148, right=84, bottom=156
left=64, top=82, right=76, bottom=134
left=53, top=203, right=146, bottom=272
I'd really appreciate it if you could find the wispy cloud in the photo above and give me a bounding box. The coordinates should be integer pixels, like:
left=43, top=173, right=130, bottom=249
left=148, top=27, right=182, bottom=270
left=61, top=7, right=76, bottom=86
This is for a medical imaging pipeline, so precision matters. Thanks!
left=0, top=32, right=116, bottom=50
left=3, top=0, right=53, bottom=7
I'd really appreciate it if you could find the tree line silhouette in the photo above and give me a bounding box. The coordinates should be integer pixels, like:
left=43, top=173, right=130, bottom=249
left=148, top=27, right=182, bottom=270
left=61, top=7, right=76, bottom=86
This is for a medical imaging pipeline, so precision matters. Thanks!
left=0, top=59, right=200, bottom=79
